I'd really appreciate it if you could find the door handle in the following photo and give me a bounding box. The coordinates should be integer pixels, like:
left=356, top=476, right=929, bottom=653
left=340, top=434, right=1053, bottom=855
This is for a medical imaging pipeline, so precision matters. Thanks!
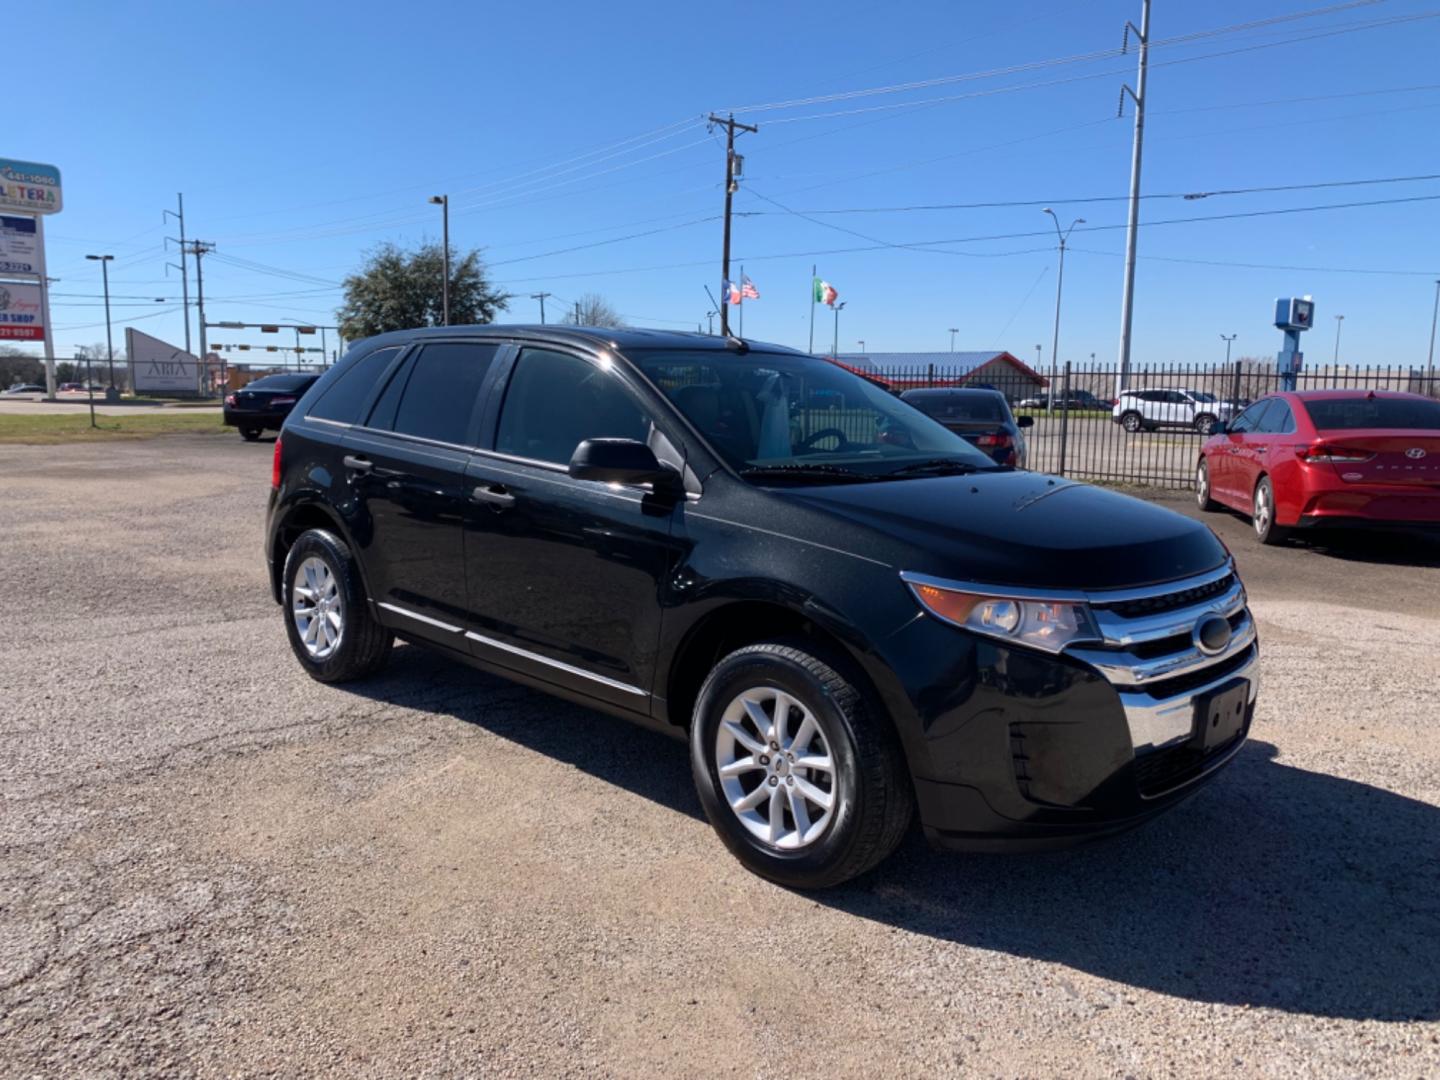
left=471, top=484, right=516, bottom=508
left=1255, top=446, right=1269, bottom=454
left=342, top=454, right=372, bottom=474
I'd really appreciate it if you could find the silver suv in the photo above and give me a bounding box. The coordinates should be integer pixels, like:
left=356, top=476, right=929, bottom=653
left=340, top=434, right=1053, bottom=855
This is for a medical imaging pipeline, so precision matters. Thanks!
left=1112, top=388, right=1233, bottom=435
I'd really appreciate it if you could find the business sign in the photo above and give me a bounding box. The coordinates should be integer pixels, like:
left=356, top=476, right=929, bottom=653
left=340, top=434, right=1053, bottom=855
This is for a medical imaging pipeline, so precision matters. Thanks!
left=0, top=159, right=62, bottom=215
left=126, top=328, right=200, bottom=393
left=0, top=280, right=44, bottom=339
left=0, top=215, right=42, bottom=275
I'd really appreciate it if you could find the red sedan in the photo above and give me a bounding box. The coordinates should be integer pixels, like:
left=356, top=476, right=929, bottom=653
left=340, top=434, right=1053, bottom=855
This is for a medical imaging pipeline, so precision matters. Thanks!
left=1196, top=390, right=1440, bottom=544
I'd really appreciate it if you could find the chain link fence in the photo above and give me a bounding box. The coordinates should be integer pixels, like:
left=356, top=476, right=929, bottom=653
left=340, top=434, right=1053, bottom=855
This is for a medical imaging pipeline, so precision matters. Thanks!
left=865, top=361, right=1439, bottom=489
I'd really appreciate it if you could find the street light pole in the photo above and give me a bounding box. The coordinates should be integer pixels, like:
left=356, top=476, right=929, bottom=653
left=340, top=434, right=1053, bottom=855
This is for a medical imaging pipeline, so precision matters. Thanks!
left=430, top=195, right=450, bottom=326
left=832, top=301, right=845, bottom=356
left=1042, top=209, right=1085, bottom=417
left=1221, top=333, right=1237, bottom=364
left=85, top=255, right=116, bottom=391
left=1333, top=314, right=1345, bottom=365
left=857, top=339, right=866, bottom=353
left=948, top=327, right=958, bottom=352
left=1427, top=279, right=1440, bottom=390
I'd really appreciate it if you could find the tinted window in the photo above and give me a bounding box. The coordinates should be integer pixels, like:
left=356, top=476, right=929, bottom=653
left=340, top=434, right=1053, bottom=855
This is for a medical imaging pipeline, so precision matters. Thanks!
left=631, top=349, right=997, bottom=475
left=1229, top=400, right=1273, bottom=434
left=375, top=342, right=499, bottom=444
left=1303, top=396, right=1440, bottom=431
left=901, top=392, right=1005, bottom=421
left=307, top=347, right=401, bottom=423
left=1256, top=400, right=1295, bottom=435
left=496, top=348, right=650, bottom=464
left=247, top=373, right=315, bottom=392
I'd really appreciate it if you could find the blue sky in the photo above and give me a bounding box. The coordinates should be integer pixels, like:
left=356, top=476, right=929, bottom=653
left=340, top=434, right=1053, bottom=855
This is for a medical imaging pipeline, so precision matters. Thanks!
left=25, top=0, right=1440, bottom=368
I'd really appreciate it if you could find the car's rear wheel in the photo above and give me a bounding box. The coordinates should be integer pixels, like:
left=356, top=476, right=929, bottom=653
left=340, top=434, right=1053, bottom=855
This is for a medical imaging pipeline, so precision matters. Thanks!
left=689, top=640, right=912, bottom=889
left=1252, top=476, right=1290, bottom=546
left=1196, top=458, right=1220, bottom=511
left=1194, top=413, right=1217, bottom=435
left=1120, top=411, right=1142, bottom=433
left=282, top=529, right=393, bottom=682
left=240, top=426, right=262, bottom=441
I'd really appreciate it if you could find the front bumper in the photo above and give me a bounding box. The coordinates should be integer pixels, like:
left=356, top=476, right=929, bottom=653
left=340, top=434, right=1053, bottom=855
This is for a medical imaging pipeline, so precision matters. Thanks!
left=885, top=562, right=1257, bottom=850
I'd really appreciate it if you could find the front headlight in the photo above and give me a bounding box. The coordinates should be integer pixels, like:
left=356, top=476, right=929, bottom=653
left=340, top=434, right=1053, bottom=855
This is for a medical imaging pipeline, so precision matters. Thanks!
left=904, top=575, right=1101, bottom=654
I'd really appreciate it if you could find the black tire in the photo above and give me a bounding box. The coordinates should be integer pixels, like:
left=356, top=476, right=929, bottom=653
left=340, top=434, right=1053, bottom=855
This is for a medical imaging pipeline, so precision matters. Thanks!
left=240, top=426, right=263, bottom=441
left=1120, top=411, right=1142, bottom=433
left=1196, top=458, right=1220, bottom=512
left=1252, top=476, right=1290, bottom=546
left=689, top=640, right=913, bottom=889
left=281, top=528, right=393, bottom=682
left=1194, top=413, right=1217, bottom=435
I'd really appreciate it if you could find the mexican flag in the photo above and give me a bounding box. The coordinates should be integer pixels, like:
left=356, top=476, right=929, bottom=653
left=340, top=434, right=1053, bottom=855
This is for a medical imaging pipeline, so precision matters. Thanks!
left=813, top=277, right=838, bottom=307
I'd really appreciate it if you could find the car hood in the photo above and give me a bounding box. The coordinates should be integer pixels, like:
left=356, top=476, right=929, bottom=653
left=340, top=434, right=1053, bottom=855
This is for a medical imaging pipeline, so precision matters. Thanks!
left=789, top=470, right=1227, bottom=591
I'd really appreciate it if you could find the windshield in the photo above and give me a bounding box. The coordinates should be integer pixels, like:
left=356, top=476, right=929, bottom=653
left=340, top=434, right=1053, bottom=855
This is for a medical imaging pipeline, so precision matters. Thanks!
left=1305, top=396, right=1440, bottom=430
left=629, top=349, right=999, bottom=479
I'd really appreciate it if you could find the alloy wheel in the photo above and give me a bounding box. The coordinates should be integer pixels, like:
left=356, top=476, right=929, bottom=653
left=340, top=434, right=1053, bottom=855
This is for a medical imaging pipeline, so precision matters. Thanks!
left=1196, top=462, right=1210, bottom=507
left=292, top=555, right=344, bottom=660
left=1254, top=484, right=1271, bottom=537
left=714, top=686, right=838, bottom=851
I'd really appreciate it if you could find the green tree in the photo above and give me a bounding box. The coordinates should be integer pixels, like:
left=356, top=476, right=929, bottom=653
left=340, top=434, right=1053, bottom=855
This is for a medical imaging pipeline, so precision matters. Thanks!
left=336, top=241, right=509, bottom=339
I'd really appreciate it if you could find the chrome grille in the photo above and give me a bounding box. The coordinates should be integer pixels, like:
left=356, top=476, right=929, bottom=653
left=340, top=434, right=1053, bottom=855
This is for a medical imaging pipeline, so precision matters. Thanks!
left=1066, top=561, right=1259, bottom=764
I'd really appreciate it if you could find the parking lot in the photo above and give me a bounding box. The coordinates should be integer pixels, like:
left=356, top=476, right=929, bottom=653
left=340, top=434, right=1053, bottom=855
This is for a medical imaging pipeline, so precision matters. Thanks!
left=2, top=435, right=1438, bottom=1077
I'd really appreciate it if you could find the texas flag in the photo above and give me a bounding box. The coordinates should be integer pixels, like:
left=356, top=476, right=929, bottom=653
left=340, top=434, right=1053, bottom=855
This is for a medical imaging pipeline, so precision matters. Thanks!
left=724, top=279, right=742, bottom=305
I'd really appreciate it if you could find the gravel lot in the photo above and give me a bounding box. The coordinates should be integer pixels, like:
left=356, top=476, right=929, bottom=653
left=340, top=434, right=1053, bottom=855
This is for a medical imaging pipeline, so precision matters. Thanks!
left=2, top=436, right=1438, bottom=1077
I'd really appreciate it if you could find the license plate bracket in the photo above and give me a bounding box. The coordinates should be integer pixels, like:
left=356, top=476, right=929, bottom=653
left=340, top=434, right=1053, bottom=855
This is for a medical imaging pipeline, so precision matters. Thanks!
left=1195, top=679, right=1249, bottom=751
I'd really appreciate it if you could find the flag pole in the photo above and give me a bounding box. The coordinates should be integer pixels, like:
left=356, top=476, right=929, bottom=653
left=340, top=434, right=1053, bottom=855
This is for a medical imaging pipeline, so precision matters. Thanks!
left=808, top=264, right=816, bottom=353
left=738, top=264, right=744, bottom=338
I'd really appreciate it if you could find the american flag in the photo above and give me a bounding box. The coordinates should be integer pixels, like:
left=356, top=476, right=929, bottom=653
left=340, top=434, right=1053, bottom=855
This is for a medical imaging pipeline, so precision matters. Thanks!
left=740, top=276, right=760, bottom=300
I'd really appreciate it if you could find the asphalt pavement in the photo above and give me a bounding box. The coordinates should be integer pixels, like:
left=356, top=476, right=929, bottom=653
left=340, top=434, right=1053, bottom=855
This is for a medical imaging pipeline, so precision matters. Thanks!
left=2, top=436, right=1437, bottom=1077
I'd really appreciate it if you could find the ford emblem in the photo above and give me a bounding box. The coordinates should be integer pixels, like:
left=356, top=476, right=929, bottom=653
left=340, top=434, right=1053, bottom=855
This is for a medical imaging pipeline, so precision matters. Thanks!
left=1194, top=614, right=1232, bottom=656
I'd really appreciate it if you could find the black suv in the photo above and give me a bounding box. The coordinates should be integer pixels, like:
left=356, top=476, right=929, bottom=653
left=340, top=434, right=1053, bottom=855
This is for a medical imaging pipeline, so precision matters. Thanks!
left=266, top=327, right=1258, bottom=888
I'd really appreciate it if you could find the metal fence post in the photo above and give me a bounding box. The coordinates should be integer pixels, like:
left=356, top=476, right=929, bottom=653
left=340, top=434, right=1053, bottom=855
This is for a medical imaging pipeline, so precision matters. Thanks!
left=1058, top=361, right=1072, bottom=476
left=927, top=362, right=935, bottom=388
left=1231, top=359, right=1242, bottom=409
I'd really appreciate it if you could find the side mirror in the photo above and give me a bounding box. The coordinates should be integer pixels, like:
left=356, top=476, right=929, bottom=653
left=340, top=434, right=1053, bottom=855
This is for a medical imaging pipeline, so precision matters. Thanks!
left=1210, top=420, right=1228, bottom=436
left=1016, top=415, right=1035, bottom=429
left=568, top=438, right=676, bottom=487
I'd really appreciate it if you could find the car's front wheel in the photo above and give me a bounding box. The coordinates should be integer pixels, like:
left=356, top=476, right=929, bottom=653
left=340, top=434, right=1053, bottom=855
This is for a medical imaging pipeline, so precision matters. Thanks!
left=690, top=640, right=912, bottom=889
left=282, top=528, right=393, bottom=682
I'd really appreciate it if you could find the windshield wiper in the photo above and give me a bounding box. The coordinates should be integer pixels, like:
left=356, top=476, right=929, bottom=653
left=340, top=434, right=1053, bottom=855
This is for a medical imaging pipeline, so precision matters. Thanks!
left=738, top=463, right=872, bottom=484
left=883, top=458, right=991, bottom=478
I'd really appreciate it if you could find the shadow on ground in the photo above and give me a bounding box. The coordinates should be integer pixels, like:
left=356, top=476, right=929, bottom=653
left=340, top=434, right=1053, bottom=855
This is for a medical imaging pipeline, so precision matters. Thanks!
left=347, top=644, right=1440, bottom=1023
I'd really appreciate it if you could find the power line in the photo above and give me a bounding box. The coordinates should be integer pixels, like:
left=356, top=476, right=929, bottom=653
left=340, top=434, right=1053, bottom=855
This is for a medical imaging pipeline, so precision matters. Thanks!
left=1068, top=247, right=1440, bottom=276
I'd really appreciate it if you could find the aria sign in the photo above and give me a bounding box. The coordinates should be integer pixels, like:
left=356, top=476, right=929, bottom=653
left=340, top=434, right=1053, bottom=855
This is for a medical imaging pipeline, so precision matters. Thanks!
left=0, top=159, right=62, bottom=215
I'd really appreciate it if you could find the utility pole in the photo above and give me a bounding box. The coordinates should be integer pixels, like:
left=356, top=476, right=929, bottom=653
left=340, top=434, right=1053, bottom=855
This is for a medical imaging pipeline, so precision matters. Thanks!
left=1427, top=279, right=1439, bottom=389
left=163, top=193, right=191, bottom=359
left=182, top=241, right=217, bottom=391
left=707, top=112, right=757, bottom=338
left=85, top=255, right=116, bottom=390
left=1115, top=0, right=1150, bottom=395
left=574, top=300, right=582, bottom=325
left=530, top=292, right=552, bottom=324
left=832, top=301, right=845, bottom=356
left=948, top=327, right=958, bottom=352
left=429, top=195, right=450, bottom=325
left=1221, top=333, right=1237, bottom=365
left=1043, top=208, right=1085, bottom=416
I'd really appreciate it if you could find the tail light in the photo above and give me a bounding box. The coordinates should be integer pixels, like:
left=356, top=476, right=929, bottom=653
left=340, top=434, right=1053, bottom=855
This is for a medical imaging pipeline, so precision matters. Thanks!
left=1300, top=442, right=1374, bottom=464
left=224, top=394, right=236, bottom=406
left=271, top=437, right=283, bottom=490
left=975, top=433, right=1014, bottom=448
left=270, top=396, right=297, bottom=406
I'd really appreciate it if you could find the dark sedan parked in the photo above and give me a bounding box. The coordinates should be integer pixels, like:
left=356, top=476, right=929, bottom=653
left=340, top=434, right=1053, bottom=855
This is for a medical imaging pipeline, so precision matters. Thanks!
left=900, top=387, right=1032, bottom=467
left=224, top=373, right=320, bottom=440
